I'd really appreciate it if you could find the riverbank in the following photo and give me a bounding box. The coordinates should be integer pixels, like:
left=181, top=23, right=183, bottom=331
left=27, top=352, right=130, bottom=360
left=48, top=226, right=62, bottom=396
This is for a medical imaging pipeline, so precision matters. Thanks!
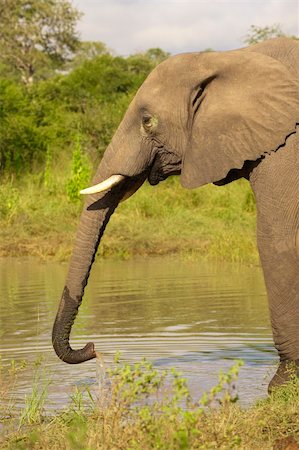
left=1, top=358, right=299, bottom=449
left=0, top=170, right=258, bottom=264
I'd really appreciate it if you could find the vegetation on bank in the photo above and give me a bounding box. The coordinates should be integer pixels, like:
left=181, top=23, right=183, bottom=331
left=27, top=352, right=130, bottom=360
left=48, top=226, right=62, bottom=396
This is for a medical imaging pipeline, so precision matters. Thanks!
left=0, top=169, right=258, bottom=263
left=1, top=357, right=299, bottom=449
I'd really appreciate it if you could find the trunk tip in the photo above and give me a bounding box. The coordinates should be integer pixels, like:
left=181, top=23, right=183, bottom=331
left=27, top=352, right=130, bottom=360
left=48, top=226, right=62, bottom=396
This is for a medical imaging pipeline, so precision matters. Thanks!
left=53, top=340, right=97, bottom=364
left=84, top=341, right=97, bottom=360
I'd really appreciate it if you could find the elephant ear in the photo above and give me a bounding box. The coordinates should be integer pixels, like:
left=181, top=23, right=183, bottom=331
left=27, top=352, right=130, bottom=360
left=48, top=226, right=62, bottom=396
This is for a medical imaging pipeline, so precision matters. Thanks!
left=180, top=50, right=299, bottom=189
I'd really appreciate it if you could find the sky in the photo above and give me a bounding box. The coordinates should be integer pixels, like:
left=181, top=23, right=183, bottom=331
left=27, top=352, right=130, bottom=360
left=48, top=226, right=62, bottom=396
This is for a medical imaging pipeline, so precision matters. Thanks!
left=73, top=0, right=299, bottom=56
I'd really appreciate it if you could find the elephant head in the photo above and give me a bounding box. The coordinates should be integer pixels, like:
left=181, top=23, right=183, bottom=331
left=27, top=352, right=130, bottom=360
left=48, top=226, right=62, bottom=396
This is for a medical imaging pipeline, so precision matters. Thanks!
left=52, top=38, right=299, bottom=364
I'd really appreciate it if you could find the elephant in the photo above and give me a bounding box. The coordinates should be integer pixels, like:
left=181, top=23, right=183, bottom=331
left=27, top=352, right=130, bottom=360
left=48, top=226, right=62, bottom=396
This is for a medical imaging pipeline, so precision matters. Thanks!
left=52, top=37, right=299, bottom=392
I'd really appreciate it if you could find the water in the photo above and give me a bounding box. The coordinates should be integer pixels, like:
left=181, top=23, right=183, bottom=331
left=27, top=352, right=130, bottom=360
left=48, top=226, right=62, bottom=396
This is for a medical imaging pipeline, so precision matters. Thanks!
left=0, top=257, right=276, bottom=410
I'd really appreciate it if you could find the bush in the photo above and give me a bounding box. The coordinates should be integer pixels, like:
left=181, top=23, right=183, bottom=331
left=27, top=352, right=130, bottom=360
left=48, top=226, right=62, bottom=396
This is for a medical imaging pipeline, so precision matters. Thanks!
left=0, top=51, right=157, bottom=174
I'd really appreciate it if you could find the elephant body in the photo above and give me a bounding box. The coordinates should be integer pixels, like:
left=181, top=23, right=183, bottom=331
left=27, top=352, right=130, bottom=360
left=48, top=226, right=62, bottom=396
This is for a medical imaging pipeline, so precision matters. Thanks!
left=250, top=130, right=299, bottom=389
left=52, top=38, right=299, bottom=391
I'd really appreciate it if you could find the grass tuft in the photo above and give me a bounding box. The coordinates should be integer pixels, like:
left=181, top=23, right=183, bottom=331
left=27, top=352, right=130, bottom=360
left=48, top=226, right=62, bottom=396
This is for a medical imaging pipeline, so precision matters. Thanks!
left=19, top=359, right=51, bottom=427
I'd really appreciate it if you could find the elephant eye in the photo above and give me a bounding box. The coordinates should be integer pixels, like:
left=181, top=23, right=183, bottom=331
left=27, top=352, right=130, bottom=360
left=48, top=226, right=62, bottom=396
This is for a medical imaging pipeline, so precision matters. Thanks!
left=142, top=114, right=158, bottom=132
left=142, top=115, right=153, bottom=129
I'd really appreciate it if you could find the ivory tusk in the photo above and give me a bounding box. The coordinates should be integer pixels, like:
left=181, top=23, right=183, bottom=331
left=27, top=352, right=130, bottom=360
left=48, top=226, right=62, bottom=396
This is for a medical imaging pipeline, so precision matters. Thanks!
left=80, top=175, right=126, bottom=195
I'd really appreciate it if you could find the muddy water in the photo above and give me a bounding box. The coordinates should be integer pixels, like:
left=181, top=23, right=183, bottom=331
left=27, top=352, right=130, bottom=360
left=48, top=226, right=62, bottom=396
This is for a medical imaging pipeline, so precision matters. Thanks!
left=0, top=257, right=276, bottom=409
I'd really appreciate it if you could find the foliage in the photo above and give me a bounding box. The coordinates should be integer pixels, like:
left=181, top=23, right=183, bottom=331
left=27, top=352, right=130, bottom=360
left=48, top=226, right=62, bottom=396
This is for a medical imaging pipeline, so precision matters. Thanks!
left=0, top=78, right=47, bottom=172
left=0, top=50, right=155, bottom=174
left=66, top=41, right=110, bottom=70
left=244, top=24, right=298, bottom=45
left=0, top=0, right=81, bottom=84
left=143, top=47, right=170, bottom=64
left=2, top=357, right=299, bottom=449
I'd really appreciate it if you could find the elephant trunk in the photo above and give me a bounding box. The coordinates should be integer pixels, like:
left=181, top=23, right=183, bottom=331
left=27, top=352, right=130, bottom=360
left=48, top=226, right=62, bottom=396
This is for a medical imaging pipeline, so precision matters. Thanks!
left=52, top=105, right=149, bottom=364
left=52, top=156, right=144, bottom=363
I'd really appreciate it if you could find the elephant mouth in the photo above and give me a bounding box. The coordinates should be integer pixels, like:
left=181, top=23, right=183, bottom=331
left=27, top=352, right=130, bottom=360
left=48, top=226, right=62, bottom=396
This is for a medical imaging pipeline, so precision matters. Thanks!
left=80, top=161, right=181, bottom=197
left=147, top=167, right=181, bottom=185
left=147, top=151, right=182, bottom=186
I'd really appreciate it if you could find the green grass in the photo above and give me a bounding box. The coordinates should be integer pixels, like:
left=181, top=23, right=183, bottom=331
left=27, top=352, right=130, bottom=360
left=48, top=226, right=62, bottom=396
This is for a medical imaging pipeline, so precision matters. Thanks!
left=0, top=161, right=258, bottom=263
left=19, top=360, right=51, bottom=427
left=1, top=357, right=299, bottom=449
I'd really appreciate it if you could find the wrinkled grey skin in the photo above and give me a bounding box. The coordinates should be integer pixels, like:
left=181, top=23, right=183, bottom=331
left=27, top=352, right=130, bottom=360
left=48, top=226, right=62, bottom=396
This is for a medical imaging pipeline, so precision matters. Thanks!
left=52, top=38, right=299, bottom=392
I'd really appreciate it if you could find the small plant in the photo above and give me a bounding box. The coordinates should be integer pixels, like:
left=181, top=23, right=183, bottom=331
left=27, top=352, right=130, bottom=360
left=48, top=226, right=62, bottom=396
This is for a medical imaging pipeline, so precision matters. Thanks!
left=200, top=359, right=244, bottom=407
left=0, top=183, right=19, bottom=220
left=0, top=357, right=27, bottom=421
left=19, top=359, right=51, bottom=427
left=105, top=355, right=168, bottom=412
left=66, top=135, right=91, bottom=202
left=43, top=145, right=52, bottom=189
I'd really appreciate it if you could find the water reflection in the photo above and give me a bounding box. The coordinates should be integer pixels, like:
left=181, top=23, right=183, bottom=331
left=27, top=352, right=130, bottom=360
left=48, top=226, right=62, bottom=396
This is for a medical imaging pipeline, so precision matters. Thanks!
left=0, top=257, right=276, bottom=409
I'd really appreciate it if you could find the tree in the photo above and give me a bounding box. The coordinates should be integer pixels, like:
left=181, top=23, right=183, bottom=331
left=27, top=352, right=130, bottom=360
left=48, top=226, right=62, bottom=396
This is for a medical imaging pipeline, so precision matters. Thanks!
left=0, top=0, right=81, bottom=84
left=67, top=41, right=110, bottom=70
left=144, top=48, right=170, bottom=65
left=244, top=24, right=298, bottom=45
